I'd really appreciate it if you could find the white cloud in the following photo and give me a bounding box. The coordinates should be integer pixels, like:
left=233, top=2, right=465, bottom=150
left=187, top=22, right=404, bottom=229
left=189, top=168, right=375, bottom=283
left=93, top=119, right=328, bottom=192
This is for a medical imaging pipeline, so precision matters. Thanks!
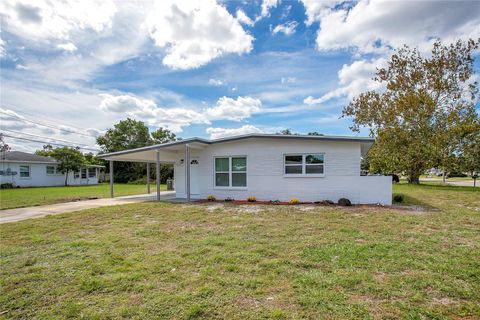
left=236, top=9, right=254, bottom=26
left=299, top=0, right=342, bottom=26
left=99, top=93, right=210, bottom=133
left=205, top=96, right=261, bottom=121
left=312, top=0, right=480, bottom=54
left=281, top=77, right=296, bottom=84
left=0, top=38, right=5, bottom=57
left=208, top=78, right=225, bottom=86
left=0, top=0, right=117, bottom=42
left=272, top=21, right=298, bottom=36
left=206, top=124, right=263, bottom=139
left=146, top=0, right=254, bottom=70
left=57, top=42, right=77, bottom=52
left=260, top=0, right=279, bottom=18
left=304, top=57, right=387, bottom=105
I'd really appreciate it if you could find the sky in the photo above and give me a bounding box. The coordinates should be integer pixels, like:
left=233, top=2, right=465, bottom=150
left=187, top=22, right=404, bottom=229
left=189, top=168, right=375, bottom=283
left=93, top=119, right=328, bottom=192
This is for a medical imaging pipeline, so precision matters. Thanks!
left=0, top=0, right=479, bottom=153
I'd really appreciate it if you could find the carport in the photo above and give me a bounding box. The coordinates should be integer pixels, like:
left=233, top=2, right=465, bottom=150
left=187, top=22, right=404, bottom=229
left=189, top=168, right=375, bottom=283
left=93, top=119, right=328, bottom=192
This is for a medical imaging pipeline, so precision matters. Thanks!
left=98, top=139, right=210, bottom=201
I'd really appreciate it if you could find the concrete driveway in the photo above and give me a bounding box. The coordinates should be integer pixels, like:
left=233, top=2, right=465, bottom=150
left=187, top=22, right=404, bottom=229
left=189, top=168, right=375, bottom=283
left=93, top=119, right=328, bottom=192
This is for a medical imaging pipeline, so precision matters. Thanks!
left=0, top=191, right=176, bottom=224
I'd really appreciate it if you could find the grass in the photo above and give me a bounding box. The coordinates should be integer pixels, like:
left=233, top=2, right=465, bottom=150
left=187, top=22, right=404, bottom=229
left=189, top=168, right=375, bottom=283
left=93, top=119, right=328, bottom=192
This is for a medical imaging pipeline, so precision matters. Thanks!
left=0, top=183, right=166, bottom=210
left=0, top=183, right=479, bottom=319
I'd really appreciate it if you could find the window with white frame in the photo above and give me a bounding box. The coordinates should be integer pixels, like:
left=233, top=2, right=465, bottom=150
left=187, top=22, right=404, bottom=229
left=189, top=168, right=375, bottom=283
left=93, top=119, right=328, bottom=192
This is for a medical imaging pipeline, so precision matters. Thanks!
left=284, top=154, right=324, bottom=175
left=88, top=168, right=96, bottom=178
left=215, top=156, right=247, bottom=187
left=46, top=166, right=55, bottom=175
left=19, top=165, right=30, bottom=178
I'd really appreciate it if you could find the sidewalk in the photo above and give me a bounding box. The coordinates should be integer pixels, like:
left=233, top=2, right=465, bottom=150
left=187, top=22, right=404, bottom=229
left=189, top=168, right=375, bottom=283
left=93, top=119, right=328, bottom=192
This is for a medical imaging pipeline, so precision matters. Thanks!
left=0, top=191, right=175, bottom=224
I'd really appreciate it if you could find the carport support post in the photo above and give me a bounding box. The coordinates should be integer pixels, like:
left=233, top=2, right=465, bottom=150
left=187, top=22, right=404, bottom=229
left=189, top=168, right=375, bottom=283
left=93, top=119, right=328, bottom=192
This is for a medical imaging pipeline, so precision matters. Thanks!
left=185, top=144, right=191, bottom=202
left=146, top=163, right=150, bottom=194
left=156, top=150, right=161, bottom=201
left=109, top=160, right=114, bottom=198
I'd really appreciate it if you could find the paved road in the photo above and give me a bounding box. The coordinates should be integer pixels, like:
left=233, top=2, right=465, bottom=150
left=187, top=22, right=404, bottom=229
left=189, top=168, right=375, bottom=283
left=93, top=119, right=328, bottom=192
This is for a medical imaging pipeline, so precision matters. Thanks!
left=421, top=178, right=479, bottom=187
left=0, top=191, right=176, bottom=224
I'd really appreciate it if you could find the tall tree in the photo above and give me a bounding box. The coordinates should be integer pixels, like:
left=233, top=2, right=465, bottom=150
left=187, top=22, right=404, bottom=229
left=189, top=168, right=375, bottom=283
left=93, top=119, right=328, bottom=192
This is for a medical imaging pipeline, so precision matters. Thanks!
left=151, top=127, right=177, bottom=144
left=342, top=39, right=480, bottom=183
left=0, top=133, right=11, bottom=152
left=35, top=144, right=54, bottom=157
left=50, top=147, right=85, bottom=186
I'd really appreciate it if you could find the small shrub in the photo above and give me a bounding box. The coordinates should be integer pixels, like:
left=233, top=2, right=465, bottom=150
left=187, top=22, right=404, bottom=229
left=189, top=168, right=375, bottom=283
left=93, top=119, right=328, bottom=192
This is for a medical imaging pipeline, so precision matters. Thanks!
left=247, top=196, right=256, bottom=202
left=206, top=195, right=216, bottom=202
left=289, top=198, right=299, bottom=204
left=0, top=183, right=14, bottom=189
left=393, top=193, right=404, bottom=203
left=315, top=200, right=334, bottom=205
left=224, top=197, right=234, bottom=202
left=337, top=198, right=352, bottom=206
left=269, top=199, right=281, bottom=204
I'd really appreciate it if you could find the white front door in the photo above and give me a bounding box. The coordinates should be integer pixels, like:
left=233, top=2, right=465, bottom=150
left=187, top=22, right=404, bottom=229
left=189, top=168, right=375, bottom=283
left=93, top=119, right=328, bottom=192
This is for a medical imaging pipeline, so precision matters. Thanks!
left=190, top=157, right=200, bottom=195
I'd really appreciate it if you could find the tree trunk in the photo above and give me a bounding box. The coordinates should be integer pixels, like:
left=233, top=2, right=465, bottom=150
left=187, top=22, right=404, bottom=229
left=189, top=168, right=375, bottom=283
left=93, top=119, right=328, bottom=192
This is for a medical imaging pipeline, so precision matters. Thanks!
left=442, top=170, right=446, bottom=183
left=408, top=175, right=420, bottom=184
left=65, top=170, right=69, bottom=186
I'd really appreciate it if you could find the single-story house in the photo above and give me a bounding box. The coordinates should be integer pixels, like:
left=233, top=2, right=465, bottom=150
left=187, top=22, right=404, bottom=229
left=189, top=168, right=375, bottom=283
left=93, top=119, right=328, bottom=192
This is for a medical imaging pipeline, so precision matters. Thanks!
left=99, top=134, right=392, bottom=205
left=0, top=151, right=103, bottom=187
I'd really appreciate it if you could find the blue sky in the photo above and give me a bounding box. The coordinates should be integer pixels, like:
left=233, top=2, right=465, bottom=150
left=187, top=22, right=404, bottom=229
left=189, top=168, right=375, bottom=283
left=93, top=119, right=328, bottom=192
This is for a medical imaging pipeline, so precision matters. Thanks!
left=0, top=0, right=479, bottom=152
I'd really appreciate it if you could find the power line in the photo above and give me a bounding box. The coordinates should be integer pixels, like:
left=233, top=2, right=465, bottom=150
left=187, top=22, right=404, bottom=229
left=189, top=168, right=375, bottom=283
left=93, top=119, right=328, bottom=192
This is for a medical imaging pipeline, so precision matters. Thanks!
left=2, top=134, right=101, bottom=152
left=0, top=110, right=99, bottom=139
left=1, top=128, right=91, bottom=147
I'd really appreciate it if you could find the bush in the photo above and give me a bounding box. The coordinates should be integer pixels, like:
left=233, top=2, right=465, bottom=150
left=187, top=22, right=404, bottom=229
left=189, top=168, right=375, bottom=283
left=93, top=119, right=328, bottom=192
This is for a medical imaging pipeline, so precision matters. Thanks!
left=337, top=198, right=352, bottom=206
left=206, top=195, right=216, bottom=202
left=289, top=198, right=299, bottom=204
left=247, top=196, right=256, bottom=202
left=393, top=194, right=404, bottom=203
left=315, top=200, right=334, bottom=205
left=224, top=197, right=234, bottom=202
left=0, top=183, right=14, bottom=189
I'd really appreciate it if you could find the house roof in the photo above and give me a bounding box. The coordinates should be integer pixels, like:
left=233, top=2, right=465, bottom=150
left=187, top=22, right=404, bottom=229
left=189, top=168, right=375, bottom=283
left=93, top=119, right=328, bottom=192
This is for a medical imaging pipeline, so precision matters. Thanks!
left=98, top=133, right=375, bottom=162
left=0, top=151, right=105, bottom=167
left=0, top=151, right=57, bottom=163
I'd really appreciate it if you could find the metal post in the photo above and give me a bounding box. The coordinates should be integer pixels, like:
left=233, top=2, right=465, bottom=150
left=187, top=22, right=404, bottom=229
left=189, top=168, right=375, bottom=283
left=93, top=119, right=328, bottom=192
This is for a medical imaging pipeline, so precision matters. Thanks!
left=185, top=144, right=190, bottom=202
left=146, top=163, right=150, bottom=194
left=109, top=161, right=114, bottom=198
left=156, top=150, right=161, bottom=201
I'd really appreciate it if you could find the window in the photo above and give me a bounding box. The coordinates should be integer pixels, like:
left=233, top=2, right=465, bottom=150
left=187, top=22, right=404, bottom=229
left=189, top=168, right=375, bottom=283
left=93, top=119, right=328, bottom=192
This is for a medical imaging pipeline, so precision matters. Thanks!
left=46, top=166, right=55, bottom=175
left=215, top=156, right=247, bottom=188
left=19, top=165, right=30, bottom=178
left=81, top=168, right=87, bottom=179
left=284, top=154, right=324, bottom=176
left=74, top=171, right=80, bottom=179
left=88, top=168, right=96, bottom=178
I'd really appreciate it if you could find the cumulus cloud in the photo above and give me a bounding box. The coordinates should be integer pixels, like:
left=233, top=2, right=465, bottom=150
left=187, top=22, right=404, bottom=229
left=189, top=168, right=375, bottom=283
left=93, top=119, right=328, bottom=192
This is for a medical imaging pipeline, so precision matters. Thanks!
left=205, top=96, right=261, bottom=121
left=300, top=0, right=343, bottom=26
left=260, top=0, right=279, bottom=18
left=236, top=9, right=254, bottom=26
left=208, top=78, right=225, bottom=86
left=272, top=21, right=298, bottom=36
left=146, top=0, right=254, bottom=70
left=312, top=0, right=480, bottom=54
left=0, top=0, right=117, bottom=42
left=99, top=93, right=210, bottom=133
left=304, top=57, right=387, bottom=105
left=206, top=124, right=263, bottom=139
left=57, top=42, right=77, bottom=52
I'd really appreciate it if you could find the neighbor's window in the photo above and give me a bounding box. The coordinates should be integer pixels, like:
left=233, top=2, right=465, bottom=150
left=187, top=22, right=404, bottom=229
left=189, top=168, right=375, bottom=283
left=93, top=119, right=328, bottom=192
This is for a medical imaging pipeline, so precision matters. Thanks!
left=46, top=166, right=55, bottom=175
left=88, top=168, right=96, bottom=178
left=284, top=154, right=324, bottom=175
left=81, top=168, right=87, bottom=179
left=215, top=156, right=247, bottom=187
left=19, top=165, right=30, bottom=178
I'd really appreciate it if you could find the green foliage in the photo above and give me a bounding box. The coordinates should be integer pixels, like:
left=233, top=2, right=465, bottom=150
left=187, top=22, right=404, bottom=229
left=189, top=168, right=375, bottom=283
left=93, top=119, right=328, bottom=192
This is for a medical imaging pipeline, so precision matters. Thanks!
left=50, top=147, right=85, bottom=186
left=343, top=39, right=480, bottom=183
left=393, top=193, right=404, bottom=203
left=0, top=133, right=11, bottom=152
left=151, top=127, right=177, bottom=144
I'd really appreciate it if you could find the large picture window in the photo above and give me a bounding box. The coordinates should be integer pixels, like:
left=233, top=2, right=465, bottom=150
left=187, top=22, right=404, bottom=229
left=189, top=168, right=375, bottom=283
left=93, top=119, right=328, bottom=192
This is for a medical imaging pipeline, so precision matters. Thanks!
left=88, top=168, right=96, bottom=178
left=215, top=156, right=247, bottom=188
left=284, top=154, right=324, bottom=176
left=19, top=165, right=30, bottom=178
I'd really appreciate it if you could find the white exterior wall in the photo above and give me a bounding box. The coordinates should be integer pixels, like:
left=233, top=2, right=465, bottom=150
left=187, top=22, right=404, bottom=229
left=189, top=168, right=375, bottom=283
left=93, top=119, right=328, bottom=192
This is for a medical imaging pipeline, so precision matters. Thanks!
left=0, top=162, right=99, bottom=187
left=173, top=138, right=392, bottom=205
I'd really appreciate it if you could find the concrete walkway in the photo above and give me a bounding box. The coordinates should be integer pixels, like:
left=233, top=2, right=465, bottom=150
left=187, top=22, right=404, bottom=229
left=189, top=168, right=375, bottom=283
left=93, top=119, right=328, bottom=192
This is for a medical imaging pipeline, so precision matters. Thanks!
left=0, top=191, right=176, bottom=224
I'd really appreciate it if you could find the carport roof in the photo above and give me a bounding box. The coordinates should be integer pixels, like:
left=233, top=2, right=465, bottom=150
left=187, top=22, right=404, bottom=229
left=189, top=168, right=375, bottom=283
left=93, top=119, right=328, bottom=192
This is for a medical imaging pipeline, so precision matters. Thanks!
left=97, top=133, right=375, bottom=162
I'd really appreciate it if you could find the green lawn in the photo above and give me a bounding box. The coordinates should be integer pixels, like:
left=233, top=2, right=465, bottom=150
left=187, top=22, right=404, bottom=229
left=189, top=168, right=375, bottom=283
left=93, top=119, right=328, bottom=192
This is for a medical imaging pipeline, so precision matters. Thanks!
left=0, top=183, right=166, bottom=210
left=0, top=183, right=479, bottom=319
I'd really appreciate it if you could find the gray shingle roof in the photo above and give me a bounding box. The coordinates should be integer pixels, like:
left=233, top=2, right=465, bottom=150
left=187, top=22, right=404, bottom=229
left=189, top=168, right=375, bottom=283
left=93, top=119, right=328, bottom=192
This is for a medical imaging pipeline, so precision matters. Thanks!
left=0, top=151, right=57, bottom=163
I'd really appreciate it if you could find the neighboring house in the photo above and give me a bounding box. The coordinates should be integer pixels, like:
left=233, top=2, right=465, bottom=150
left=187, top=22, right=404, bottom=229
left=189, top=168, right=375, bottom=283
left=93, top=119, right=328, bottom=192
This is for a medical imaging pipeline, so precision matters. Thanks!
left=0, top=151, right=103, bottom=187
left=100, top=134, right=392, bottom=205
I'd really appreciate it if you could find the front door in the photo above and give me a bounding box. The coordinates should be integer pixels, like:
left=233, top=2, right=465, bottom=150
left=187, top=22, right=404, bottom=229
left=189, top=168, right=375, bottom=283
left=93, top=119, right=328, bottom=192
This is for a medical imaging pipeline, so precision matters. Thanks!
left=190, top=157, right=200, bottom=195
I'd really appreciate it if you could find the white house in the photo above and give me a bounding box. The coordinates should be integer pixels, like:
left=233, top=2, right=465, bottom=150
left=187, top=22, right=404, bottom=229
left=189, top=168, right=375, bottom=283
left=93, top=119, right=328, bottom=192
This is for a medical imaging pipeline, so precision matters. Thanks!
left=99, top=134, right=392, bottom=205
left=0, top=151, right=103, bottom=187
